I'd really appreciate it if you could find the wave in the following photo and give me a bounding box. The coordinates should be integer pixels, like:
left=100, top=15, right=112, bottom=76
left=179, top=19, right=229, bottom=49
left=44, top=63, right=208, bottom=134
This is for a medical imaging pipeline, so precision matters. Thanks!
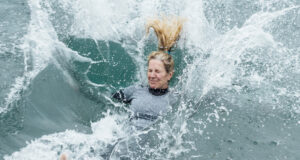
left=1, top=0, right=300, bottom=159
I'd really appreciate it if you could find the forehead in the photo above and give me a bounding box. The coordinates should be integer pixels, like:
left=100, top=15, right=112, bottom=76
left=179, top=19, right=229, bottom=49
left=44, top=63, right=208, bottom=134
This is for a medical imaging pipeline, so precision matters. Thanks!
left=148, top=59, right=165, bottom=69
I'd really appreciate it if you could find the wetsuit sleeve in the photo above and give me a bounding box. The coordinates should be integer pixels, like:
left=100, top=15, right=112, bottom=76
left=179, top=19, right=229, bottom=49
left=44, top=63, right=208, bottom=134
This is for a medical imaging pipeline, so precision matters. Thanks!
left=112, top=85, right=136, bottom=104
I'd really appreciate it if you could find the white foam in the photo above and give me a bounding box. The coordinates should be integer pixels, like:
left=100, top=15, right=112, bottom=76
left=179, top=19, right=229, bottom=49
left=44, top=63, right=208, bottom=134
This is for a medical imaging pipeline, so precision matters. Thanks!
left=3, top=0, right=300, bottom=159
left=1, top=77, right=25, bottom=113
left=244, top=5, right=299, bottom=27
left=1, top=0, right=55, bottom=114
left=1, top=0, right=92, bottom=114
left=91, top=111, right=128, bottom=143
left=4, top=113, right=128, bottom=160
left=202, top=27, right=276, bottom=94
left=70, top=0, right=139, bottom=41
left=181, top=0, right=218, bottom=51
left=182, top=6, right=296, bottom=97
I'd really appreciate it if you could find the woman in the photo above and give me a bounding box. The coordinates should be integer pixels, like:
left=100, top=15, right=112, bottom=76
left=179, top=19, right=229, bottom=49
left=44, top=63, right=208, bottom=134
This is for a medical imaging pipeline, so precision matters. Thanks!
left=60, top=16, right=184, bottom=160
left=112, top=16, right=184, bottom=130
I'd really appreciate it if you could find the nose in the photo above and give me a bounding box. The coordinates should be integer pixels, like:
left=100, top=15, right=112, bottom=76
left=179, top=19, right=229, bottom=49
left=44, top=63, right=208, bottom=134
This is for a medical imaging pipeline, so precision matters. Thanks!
left=149, top=71, right=156, bottom=78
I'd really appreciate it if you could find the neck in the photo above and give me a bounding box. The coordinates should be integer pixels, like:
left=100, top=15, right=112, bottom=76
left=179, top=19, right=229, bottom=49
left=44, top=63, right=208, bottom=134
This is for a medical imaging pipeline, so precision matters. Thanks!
left=148, top=87, right=169, bottom=96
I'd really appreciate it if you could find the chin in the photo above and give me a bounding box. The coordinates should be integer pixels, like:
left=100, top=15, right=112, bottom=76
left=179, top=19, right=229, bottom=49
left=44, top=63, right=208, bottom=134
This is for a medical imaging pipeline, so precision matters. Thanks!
left=149, top=84, right=158, bottom=89
left=150, top=85, right=156, bottom=89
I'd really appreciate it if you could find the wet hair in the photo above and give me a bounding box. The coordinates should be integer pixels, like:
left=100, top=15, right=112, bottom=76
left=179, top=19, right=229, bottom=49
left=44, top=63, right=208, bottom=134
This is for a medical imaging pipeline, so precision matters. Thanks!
left=146, top=16, right=184, bottom=73
left=148, top=51, right=174, bottom=73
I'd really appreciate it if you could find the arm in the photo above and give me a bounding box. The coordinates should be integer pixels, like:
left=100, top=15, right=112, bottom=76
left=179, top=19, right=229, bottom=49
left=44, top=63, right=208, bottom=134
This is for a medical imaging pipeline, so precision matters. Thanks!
left=111, top=85, right=137, bottom=104
left=112, top=89, right=132, bottom=104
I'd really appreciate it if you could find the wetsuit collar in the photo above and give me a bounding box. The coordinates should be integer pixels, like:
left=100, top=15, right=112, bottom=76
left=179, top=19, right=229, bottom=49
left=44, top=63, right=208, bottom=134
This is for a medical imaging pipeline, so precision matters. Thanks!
left=148, top=87, right=169, bottom=96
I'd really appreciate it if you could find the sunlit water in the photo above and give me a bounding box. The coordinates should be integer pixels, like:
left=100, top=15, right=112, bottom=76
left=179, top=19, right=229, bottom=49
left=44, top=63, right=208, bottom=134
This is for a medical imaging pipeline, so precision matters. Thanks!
left=1, top=0, right=300, bottom=159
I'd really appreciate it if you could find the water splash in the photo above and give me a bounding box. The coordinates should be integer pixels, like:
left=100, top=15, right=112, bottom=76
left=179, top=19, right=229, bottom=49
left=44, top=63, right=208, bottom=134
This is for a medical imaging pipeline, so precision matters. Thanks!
left=2, top=0, right=300, bottom=159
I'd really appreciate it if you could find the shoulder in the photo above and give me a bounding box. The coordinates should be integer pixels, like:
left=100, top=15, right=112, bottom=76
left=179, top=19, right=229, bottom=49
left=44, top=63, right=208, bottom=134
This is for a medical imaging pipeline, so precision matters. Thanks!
left=124, top=84, right=146, bottom=91
left=123, top=84, right=148, bottom=95
left=167, top=89, right=180, bottom=103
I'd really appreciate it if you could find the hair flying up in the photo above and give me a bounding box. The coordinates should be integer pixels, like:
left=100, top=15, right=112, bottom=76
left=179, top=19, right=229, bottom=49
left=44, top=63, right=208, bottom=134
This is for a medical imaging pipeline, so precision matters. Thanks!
left=146, top=16, right=185, bottom=53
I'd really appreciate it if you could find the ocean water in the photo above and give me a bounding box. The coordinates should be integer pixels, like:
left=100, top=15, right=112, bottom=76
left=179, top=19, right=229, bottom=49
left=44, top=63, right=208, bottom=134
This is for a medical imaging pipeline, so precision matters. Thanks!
left=1, top=0, right=300, bottom=159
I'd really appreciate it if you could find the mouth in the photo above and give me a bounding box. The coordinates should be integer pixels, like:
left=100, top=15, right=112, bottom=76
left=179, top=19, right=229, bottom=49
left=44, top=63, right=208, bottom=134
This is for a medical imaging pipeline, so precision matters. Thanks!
left=149, top=79, right=158, bottom=84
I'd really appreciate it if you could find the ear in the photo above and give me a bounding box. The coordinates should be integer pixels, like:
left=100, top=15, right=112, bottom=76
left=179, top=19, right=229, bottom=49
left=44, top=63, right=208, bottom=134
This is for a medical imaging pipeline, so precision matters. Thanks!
left=167, top=71, right=174, bottom=81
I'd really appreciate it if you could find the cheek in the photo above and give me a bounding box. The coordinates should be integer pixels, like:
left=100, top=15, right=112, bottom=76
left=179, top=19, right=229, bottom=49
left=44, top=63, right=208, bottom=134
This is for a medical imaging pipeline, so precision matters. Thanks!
left=157, top=73, right=164, bottom=79
left=158, top=73, right=168, bottom=81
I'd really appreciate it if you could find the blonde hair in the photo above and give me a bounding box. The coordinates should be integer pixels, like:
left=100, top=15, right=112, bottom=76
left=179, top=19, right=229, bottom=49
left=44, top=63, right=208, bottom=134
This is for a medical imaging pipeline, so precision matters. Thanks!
left=148, top=51, right=174, bottom=73
left=146, top=16, right=184, bottom=73
left=146, top=16, right=184, bottom=52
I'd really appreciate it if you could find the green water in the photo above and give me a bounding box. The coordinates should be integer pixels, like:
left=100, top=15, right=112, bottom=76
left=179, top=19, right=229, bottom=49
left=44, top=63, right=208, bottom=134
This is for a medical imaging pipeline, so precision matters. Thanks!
left=1, top=0, right=300, bottom=159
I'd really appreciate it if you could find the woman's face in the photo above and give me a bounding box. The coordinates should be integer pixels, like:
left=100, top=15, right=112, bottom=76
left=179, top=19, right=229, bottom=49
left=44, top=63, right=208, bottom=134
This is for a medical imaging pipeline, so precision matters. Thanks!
left=148, top=59, right=173, bottom=89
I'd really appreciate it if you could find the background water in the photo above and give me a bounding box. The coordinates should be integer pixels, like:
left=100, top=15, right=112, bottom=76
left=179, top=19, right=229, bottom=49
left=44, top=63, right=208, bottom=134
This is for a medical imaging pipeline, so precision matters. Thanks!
left=1, top=0, right=300, bottom=159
